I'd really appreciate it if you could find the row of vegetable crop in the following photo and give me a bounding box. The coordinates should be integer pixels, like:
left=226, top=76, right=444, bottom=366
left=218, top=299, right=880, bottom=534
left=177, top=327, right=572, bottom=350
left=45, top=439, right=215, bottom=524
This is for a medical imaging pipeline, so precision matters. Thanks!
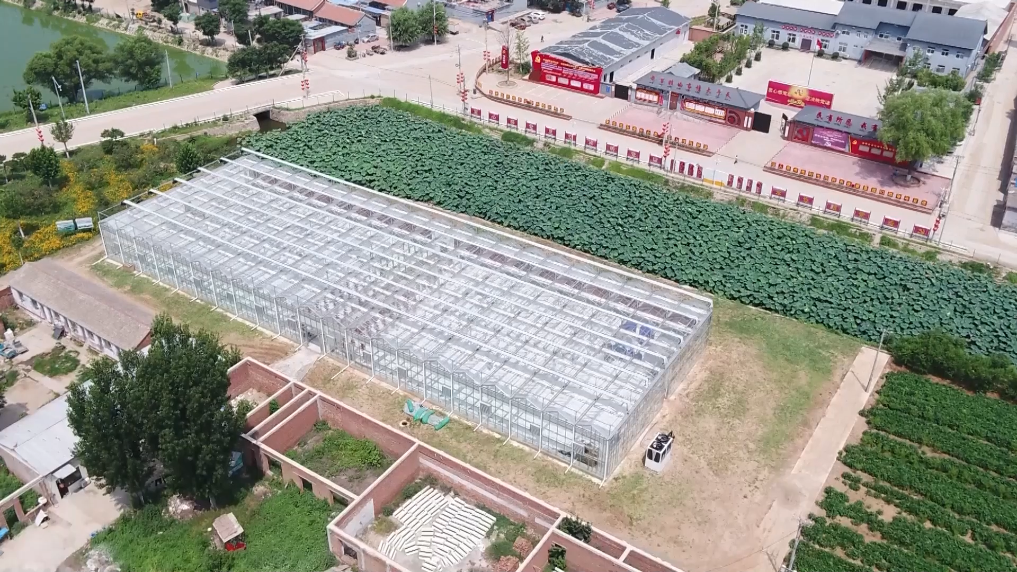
left=801, top=516, right=950, bottom=572
left=817, top=487, right=1017, bottom=572
left=877, top=372, right=1017, bottom=452
left=244, top=106, right=1017, bottom=360
left=793, top=542, right=873, bottom=572
left=864, top=406, right=1017, bottom=480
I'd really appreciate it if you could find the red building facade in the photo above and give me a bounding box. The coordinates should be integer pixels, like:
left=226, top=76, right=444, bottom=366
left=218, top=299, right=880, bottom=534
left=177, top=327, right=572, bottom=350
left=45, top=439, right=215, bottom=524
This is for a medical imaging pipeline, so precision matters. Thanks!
left=785, top=105, right=906, bottom=166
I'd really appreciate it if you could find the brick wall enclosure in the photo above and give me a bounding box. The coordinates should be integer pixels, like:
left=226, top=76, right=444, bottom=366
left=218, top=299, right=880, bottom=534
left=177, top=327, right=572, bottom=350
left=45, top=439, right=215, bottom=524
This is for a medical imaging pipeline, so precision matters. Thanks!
left=228, top=358, right=687, bottom=572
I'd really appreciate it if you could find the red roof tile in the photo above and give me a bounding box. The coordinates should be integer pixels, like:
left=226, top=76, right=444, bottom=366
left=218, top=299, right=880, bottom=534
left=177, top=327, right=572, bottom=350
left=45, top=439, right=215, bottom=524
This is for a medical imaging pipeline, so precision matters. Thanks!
left=277, top=0, right=324, bottom=12
left=314, top=2, right=366, bottom=25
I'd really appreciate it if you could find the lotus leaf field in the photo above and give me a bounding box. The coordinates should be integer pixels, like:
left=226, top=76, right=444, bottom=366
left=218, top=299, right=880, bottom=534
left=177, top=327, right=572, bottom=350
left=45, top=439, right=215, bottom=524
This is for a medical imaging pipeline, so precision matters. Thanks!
left=244, top=106, right=1017, bottom=359
left=798, top=372, right=1017, bottom=572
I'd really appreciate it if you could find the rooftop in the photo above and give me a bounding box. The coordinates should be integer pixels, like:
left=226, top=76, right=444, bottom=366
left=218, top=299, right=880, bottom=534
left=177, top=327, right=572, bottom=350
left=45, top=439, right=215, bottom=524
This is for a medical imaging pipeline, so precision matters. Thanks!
left=834, top=2, right=916, bottom=28
left=635, top=72, right=765, bottom=110
left=542, top=7, right=690, bottom=69
left=277, top=0, right=324, bottom=11
left=0, top=393, right=75, bottom=477
left=213, top=513, right=244, bottom=542
left=305, top=24, right=347, bottom=39
left=314, top=2, right=367, bottom=25
left=906, top=11, right=987, bottom=50
left=664, top=62, right=699, bottom=78
left=792, top=105, right=881, bottom=139
left=101, top=152, right=712, bottom=438
left=758, top=0, right=843, bottom=15
left=7, top=259, right=155, bottom=350
left=736, top=2, right=837, bottom=30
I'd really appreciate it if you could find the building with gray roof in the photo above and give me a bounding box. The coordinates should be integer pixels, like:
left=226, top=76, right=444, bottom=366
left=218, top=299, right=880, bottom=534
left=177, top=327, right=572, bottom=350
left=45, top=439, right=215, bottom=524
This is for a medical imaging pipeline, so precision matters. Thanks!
left=7, top=259, right=154, bottom=358
left=535, top=7, right=690, bottom=96
left=734, top=1, right=986, bottom=75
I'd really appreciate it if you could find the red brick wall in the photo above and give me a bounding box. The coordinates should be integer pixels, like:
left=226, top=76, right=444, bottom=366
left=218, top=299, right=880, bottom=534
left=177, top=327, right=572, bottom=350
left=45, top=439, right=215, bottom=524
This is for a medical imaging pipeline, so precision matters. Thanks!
left=590, top=529, right=628, bottom=559
left=228, top=359, right=290, bottom=398
left=417, top=447, right=560, bottom=531
left=336, top=448, right=420, bottom=531
left=317, top=397, right=415, bottom=458
left=0, top=287, right=14, bottom=311
left=550, top=530, right=633, bottom=572
left=262, top=398, right=319, bottom=452
left=249, top=390, right=313, bottom=440
left=624, top=548, right=684, bottom=572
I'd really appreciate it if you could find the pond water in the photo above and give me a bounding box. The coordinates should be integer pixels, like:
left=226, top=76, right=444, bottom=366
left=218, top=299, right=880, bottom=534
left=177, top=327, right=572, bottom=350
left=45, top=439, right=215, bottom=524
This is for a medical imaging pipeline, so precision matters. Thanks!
left=0, top=3, right=224, bottom=112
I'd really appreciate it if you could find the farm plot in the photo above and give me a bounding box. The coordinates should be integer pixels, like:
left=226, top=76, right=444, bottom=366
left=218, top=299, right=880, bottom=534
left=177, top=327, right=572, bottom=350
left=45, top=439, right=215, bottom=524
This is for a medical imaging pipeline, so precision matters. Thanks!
left=285, top=420, right=392, bottom=494
left=797, top=372, right=1017, bottom=572
left=244, top=106, right=1017, bottom=361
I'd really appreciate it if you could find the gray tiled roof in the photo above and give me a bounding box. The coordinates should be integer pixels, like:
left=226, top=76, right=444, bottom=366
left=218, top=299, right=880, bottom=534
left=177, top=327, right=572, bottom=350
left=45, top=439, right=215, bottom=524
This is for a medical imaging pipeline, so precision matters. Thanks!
left=834, top=2, right=916, bottom=28
left=8, top=259, right=154, bottom=350
left=543, top=7, right=690, bottom=69
left=735, top=2, right=837, bottom=30
left=634, top=72, right=764, bottom=109
left=906, top=12, right=986, bottom=50
left=792, top=105, right=881, bottom=139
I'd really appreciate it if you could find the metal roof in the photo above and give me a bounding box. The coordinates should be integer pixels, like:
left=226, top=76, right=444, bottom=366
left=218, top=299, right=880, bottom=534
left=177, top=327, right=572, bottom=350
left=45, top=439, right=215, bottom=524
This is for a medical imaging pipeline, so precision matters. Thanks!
left=664, top=62, right=699, bottom=78
left=7, top=259, right=154, bottom=350
left=635, top=72, right=764, bottom=110
left=543, top=7, right=690, bottom=69
left=277, top=0, right=325, bottom=11
left=305, top=24, right=346, bottom=39
left=956, top=1, right=1007, bottom=40
left=735, top=2, right=837, bottom=30
left=314, top=2, right=367, bottom=26
left=906, top=12, right=986, bottom=50
left=759, top=0, right=843, bottom=15
left=0, top=394, right=75, bottom=477
left=792, top=105, right=881, bottom=139
left=834, top=2, right=916, bottom=28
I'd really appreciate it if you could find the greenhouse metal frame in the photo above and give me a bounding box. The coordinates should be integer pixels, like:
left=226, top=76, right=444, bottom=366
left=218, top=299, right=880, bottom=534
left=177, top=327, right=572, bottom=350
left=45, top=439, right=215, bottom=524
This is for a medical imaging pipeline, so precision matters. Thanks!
left=99, top=150, right=713, bottom=480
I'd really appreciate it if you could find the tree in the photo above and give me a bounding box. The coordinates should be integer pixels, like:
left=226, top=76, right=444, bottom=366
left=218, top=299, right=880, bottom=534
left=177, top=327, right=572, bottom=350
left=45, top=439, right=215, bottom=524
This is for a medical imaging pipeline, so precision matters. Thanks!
left=26, top=145, right=61, bottom=187
left=219, top=0, right=249, bottom=24
left=660, top=0, right=669, bottom=7
left=877, top=74, right=909, bottom=106
left=150, top=0, right=175, bottom=12
left=234, top=20, right=253, bottom=46
left=67, top=355, right=156, bottom=503
left=10, top=87, right=43, bottom=119
left=175, top=141, right=202, bottom=173
left=113, top=33, right=163, bottom=90
left=162, top=3, right=182, bottom=30
left=707, top=0, right=719, bottom=29
left=23, top=37, right=113, bottom=102
left=50, top=119, right=74, bottom=158
left=194, top=12, right=221, bottom=45
left=227, top=43, right=291, bottom=79
left=0, top=155, right=7, bottom=184
left=100, top=128, right=126, bottom=154
left=417, top=1, right=448, bottom=44
left=878, top=89, right=972, bottom=178
left=139, top=315, right=246, bottom=504
left=253, top=16, right=304, bottom=49
left=390, top=7, right=421, bottom=46
left=514, top=30, right=530, bottom=75
left=751, top=21, right=764, bottom=50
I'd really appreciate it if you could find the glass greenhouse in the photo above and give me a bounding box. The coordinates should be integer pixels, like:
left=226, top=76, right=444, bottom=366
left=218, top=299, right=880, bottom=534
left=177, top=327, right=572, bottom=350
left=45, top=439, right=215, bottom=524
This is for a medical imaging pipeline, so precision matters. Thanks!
left=99, top=150, right=713, bottom=480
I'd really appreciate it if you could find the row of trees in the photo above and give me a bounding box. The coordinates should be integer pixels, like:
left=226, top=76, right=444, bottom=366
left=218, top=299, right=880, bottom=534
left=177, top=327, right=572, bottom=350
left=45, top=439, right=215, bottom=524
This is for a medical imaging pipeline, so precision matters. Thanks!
left=224, top=6, right=305, bottom=79
left=68, top=315, right=249, bottom=505
left=390, top=1, right=449, bottom=47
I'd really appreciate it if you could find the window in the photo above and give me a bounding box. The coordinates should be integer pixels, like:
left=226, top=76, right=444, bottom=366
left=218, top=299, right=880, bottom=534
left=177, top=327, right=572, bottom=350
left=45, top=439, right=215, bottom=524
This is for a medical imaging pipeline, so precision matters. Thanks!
left=878, top=0, right=888, bottom=5
left=650, top=48, right=656, bottom=59
left=941, top=48, right=949, bottom=56
left=956, top=52, right=964, bottom=58
left=771, top=29, right=781, bottom=41
left=951, top=67, right=960, bottom=74
left=897, top=36, right=902, bottom=41
left=819, top=39, right=829, bottom=50
left=948, top=7, right=956, bottom=14
left=739, top=24, right=749, bottom=34
left=911, top=2, right=923, bottom=10
left=926, top=46, right=935, bottom=54
left=878, top=32, right=889, bottom=38
left=863, top=0, right=871, bottom=3
left=838, top=43, right=848, bottom=53
left=931, top=5, right=941, bottom=12
left=935, top=64, right=945, bottom=73
left=896, top=0, right=907, bottom=8
left=787, top=32, right=797, bottom=44
left=608, top=71, right=614, bottom=82
left=882, top=149, right=896, bottom=158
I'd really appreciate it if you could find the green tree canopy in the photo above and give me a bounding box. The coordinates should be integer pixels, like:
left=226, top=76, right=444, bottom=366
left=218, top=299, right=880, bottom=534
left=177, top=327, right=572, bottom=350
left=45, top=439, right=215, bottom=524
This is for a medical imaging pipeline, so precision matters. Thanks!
left=253, top=16, right=304, bottom=49
left=100, top=127, right=126, bottom=154
left=23, top=37, right=113, bottom=102
left=194, top=12, right=222, bottom=45
left=161, top=3, right=182, bottom=28
left=26, top=145, right=61, bottom=187
left=113, top=33, right=163, bottom=90
left=10, top=86, right=42, bottom=119
left=50, top=119, right=75, bottom=158
left=219, top=0, right=250, bottom=23
left=390, top=7, right=420, bottom=46
left=175, top=141, right=202, bottom=173
left=878, top=89, right=972, bottom=171
left=417, top=1, right=448, bottom=43
left=150, top=0, right=175, bottom=13
left=226, top=43, right=291, bottom=79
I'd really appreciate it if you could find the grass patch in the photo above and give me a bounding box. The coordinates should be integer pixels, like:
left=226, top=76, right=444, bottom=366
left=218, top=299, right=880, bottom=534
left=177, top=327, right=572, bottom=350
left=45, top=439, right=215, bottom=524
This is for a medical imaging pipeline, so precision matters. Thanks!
left=379, top=98, right=482, bottom=134
left=0, top=79, right=220, bottom=134
left=285, top=420, right=390, bottom=481
left=91, top=261, right=258, bottom=339
left=809, top=216, right=873, bottom=243
left=1, top=460, right=40, bottom=535
left=588, top=156, right=605, bottom=169
left=1006, top=272, right=1017, bottom=285
left=371, top=515, right=399, bottom=535
left=957, top=260, right=997, bottom=277
left=380, top=474, right=443, bottom=516
left=879, top=235, right=939, bottom=261
left=92, top=479, right=338, bottom=572
left=479, top=505, right=528, bottom=562
left=606, top=161, right=667, bottom=185
left=546, top=145, right=577, bottom=160
left=501, top=131, right=535, bottom=147
left=30, top=345, right=79, bottom=376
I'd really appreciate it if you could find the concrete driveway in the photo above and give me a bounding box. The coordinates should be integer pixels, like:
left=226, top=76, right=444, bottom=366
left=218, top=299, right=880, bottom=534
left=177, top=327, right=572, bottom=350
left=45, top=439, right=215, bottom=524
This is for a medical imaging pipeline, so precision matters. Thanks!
left=0, top=484, right=125, bottom=572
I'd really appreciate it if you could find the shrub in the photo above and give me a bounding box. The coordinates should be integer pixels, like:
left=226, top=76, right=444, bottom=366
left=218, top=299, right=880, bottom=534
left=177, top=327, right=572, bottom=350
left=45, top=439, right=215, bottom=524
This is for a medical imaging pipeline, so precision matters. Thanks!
left=781, top=41, right=789, bottom=51
left=816, top=48, right=825, bottom=58
left=888, top=330, right=1017, bottom=396
left=501, top=131, right=535, bottom=147
left=268, top=399, right=280, bottom=414
left=957, top=260, right=996, bottom=276
left=754, top=51, right=761, bottom=61
left=831, top=52, right=840, bottom=60
left=1007, top=272, right=1017, bottom=285
left=559, top=516, right=592, bottom=543
left=767, top=39, right=775, bottom=48
left=966, top=83, right=984, bottom=103
left=725, top=73, right=733, bottom=82
left=745, top=59, right=752, bottom=68
left=735, top=66, right=742, bottom=75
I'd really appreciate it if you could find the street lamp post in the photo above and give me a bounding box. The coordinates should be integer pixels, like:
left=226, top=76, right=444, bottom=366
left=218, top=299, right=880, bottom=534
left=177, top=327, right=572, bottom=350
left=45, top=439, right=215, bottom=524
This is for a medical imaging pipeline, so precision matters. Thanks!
left=51, top=77, right=66, bottom=121
left=865, top=329, right=889, bottom=392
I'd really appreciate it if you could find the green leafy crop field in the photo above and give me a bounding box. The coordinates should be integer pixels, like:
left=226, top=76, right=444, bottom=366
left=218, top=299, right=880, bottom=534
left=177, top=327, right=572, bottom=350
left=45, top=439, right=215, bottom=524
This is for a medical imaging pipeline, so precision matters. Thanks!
left=245, top=106, right=1017, bottom=359
left=798, top=372, right=1017, bottom=572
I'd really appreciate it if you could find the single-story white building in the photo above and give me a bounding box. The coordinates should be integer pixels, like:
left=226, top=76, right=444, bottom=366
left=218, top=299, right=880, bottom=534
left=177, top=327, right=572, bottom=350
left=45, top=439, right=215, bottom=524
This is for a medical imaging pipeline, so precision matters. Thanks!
left=7, top=259, right=154, bottom=359
left=0, top=393, right=87, bottom=503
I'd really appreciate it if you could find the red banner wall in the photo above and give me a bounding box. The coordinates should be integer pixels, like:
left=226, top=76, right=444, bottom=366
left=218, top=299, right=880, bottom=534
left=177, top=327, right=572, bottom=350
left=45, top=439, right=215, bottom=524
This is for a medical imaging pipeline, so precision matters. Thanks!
left=531, top=50, right=602, bottom=96
left=766, top=80, right=834, bottom=109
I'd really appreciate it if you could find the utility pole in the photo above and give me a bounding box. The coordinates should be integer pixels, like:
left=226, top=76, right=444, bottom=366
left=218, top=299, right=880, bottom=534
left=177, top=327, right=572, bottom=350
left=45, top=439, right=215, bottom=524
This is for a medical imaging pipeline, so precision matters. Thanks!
left=76, top=59, right=90, bottom=114
left=865, top=329, right=888, bottom=392
left=784, top=519, right=803, bottom=572
left=28, top=97, right=44, bottom=146
left=165, top=50, right=174, bottom=88
left=51, top=77, right=66, bottom=121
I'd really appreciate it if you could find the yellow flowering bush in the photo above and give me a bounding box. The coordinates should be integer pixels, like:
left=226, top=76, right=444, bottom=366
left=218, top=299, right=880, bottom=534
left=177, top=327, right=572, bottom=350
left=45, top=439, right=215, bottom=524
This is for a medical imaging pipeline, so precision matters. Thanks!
left=21, top=225, right=94, bottom=262
left=61, top=160, right=96, bottom=216
left=104, top=168, right=134, bottom=205
left=0, top=222, right=22, bottom=274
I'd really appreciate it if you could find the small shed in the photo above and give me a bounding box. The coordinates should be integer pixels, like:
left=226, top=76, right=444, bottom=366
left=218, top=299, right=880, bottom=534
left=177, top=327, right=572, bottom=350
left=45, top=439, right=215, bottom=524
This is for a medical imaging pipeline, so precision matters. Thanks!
left=212, top=512, right=245, bottom=551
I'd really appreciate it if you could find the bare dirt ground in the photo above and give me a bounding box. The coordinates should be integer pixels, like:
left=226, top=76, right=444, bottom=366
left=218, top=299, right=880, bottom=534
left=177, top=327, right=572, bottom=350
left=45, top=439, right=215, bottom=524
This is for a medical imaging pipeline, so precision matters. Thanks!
left=301, top=299, right=861, bottom=572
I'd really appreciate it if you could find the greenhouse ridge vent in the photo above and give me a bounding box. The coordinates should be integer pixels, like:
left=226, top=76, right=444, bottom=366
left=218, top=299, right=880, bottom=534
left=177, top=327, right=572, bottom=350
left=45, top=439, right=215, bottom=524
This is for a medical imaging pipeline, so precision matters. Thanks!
left=99, top=150, right=713, bottom=480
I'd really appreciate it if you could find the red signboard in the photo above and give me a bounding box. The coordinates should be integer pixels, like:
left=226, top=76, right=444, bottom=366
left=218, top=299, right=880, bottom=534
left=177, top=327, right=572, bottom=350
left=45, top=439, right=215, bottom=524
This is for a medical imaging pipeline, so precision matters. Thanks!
left=780, top=23, right=836, bottom=38
left=487, top=112, right=499, bottom=124
left=912, top=225, right=932, bottom=239
left=850, top=136, right=902, bottom=165
left=755, top=181, right=763, bottom=194
left=766, top=80, right=834, bottom=109
left=649, top=154, right=663, bottom=168
left=525, top=121, right=538, bottom=135
left=626, top=149, right=640, bottom=161
left=882, top=217, right=901, bottom=231
left=531, top=50, right=603, bottom=96
left=565, top=132, right=577, bottom=145
left=544, top=126, right=557, bottom=140
left=824, top=201, right=842, bottom=216
left=727, top=174, right=735, bottom=187
left=470, top=107, right=482, bottom=118
left=506, top=117, right=518, bottom=129
left=584, top=137, right=598, bottom=152
left=797, top=194, right=815, bottom=207
left=605, top=144, right=619, bottom=157
left=852, top=209, right=871, bottom=223
left=771, top=187, right=788, bottom=201
left=696, top=165, right=703, bottom=178
left=501, top=45, right=509, bottom=70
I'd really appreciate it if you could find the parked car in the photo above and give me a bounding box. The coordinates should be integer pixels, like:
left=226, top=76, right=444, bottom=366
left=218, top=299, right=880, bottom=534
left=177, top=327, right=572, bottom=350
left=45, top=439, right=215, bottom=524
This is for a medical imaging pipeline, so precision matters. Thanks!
left=363, top=33, right=379, bottom=42
left=531, top=10, right=545, bottom=19
left=616, top=2, right=630, bottom=11
left=449, top=26, right=459, bottom=34
left=371, top=44, right=388, bottom=54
